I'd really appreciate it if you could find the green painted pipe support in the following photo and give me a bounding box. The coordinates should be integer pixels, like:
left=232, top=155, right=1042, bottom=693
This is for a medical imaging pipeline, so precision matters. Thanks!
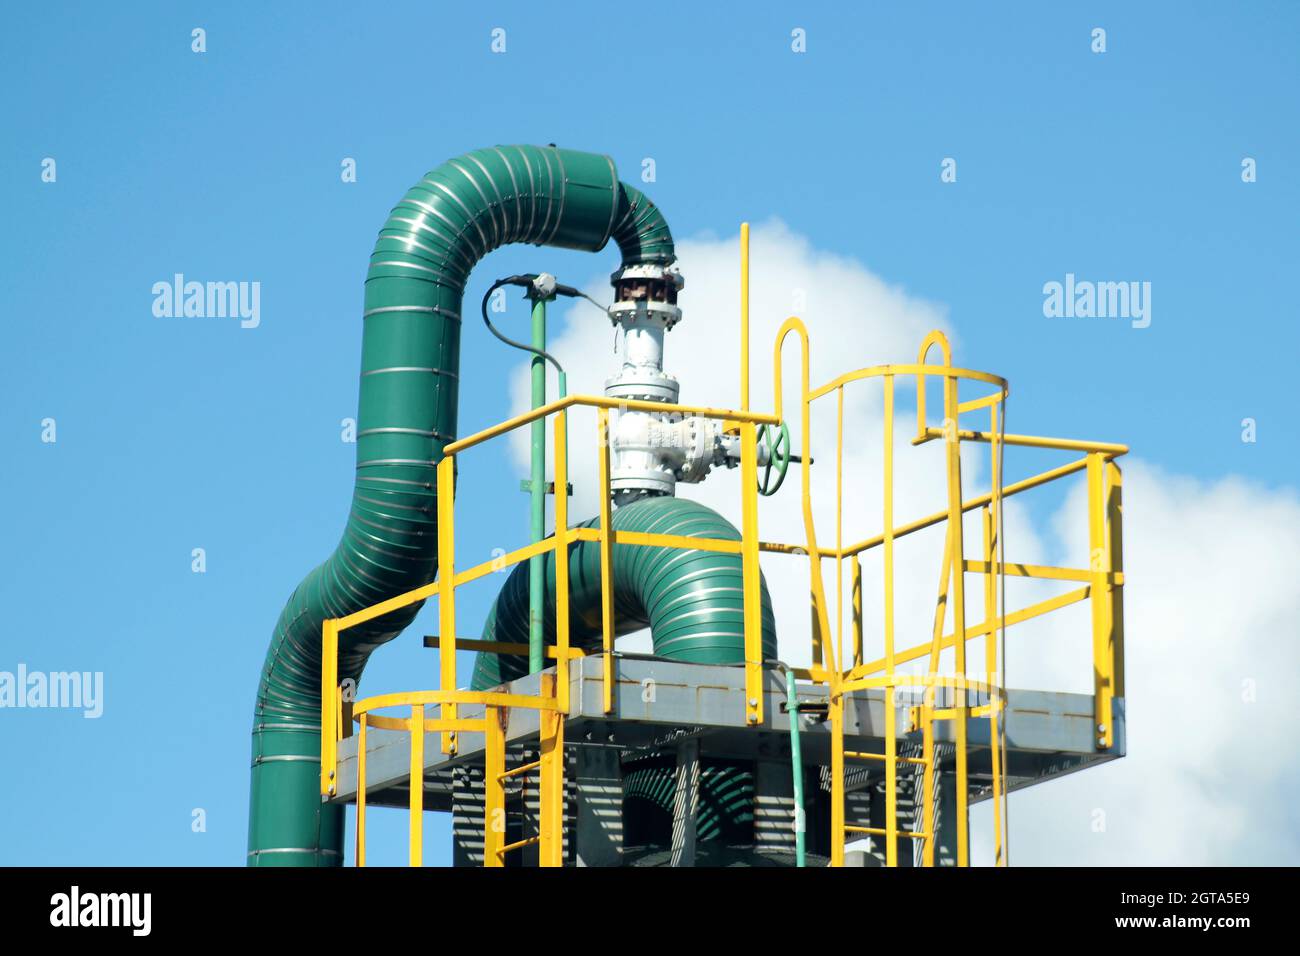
left=784, top=666, right=807, bottom=867
left=528, top=293, right=548, bottom=675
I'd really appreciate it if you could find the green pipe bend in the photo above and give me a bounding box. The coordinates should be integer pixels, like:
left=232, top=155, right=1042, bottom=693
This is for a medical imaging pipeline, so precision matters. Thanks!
left=471, top=496, right=778, bottom=689
left=470, top=495, right=779, bottom=846
left=248, top=145, right=675, bottom=866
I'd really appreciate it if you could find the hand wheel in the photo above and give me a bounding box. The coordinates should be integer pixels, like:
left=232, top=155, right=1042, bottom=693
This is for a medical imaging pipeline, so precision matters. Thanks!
left=756, top=421, right=791, bottom=496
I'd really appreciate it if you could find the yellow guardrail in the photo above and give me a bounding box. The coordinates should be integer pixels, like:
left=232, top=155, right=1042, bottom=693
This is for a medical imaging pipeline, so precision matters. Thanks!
left=318, top=388, right=778, bottom=866
left=768, top=320, right=1125, bottom=868
left=315, top=222, right=1126, bottom=869
left=434, top=395, right=778, bottom=728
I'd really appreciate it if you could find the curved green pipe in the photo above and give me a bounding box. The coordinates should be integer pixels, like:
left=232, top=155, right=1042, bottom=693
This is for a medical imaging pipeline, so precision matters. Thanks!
left=622, top=756, right=755, bottom=844
left=470, top=496, right=779, bottom=844
left=248, top=145, right=675, bottom=866
left=470, top=496, right=778, bottom=689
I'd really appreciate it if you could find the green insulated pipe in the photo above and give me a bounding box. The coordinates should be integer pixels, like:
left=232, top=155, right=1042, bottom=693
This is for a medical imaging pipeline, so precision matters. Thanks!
left=471, top=497, right=778, bottom=689
left=249, top=145, right=674, bottom=866
left=470, top=496, right=779, bottom=844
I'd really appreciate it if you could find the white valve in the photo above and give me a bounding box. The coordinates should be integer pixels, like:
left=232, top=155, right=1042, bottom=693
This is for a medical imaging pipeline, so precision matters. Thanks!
left=608, top=413, right=770, bottom=501
left=602, top=261, right=775, bottom=503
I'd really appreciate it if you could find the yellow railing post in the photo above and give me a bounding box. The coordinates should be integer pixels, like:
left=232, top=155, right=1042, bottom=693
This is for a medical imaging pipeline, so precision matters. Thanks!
left=483, top=706, right=505, bottom=867
left=927, top=526, right=953, bottom=675
left=942, top=370, right=971, bottom=867
left=538, top=673, right=566, bottom=867
left=554, top=412, right=571, bottom=713
left=740, top=420, right=763, bottom=725
left=915, top=330, right=953, bottom=440
left=851, top=553, right=863, bottom=670
left=409, top=703, right=424, bottom=867
left=597, top=408, right=615, bottom=715
left=989, top=397, right=1008, bottom=866
left=437, top=456, right=458, bottom=755
left=990, top=697, right=1005, bottom=867
left=1106, top=460, right=1126, bottom=704
left=1088, top=452, right=1116, bottom=750
left=921, top=692, right=935, bottom=867
left=836, top=385, right=845, bottom=676
left=830, top=690, right=845, bottom=867
left=320, top=619, right=339, bottom=797
left=982, top=505, right=1005, bottom=866
left=740, top=222, right=750, bottom=413
left=773, top=318, right=832, bottom=676
left=355, top=713, right=367, bottom=867
left=882, top=374, right=898, bottom=866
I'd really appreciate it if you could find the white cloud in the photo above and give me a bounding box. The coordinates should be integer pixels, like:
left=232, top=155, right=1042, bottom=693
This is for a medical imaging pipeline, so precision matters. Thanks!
left=975, top=465, right=1300, bottom=865
left=509, top=220, right=980, bottom=661
left=504, top=221, right=1300, bottom=865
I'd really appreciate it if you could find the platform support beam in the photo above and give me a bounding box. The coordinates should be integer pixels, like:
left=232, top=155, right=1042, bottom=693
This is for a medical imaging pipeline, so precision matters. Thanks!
left=754, top=759, right=797, bottom=855
left=574, top=744, right=624, bottom=867
left=933, top=767, right=962, bottom=868
left=669, top=738, right=700, bottom=867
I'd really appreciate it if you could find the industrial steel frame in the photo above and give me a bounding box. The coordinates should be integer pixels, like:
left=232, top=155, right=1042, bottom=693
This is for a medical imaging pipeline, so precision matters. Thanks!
left=316, top=224, right=1127, bottom=867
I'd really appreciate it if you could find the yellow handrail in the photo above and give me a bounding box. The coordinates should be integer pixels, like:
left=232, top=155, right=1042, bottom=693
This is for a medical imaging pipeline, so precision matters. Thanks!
left=318, top=269, right=1127, bottom=871
left=769, top=324, right=1125, bottom=868
left=444, top=393, right=778, bottom=457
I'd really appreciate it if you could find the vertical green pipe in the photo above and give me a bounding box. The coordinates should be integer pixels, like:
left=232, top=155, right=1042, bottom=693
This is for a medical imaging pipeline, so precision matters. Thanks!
left=785, top=669, right=806, bottom=867
left=528, top=295, right=547, bottom=674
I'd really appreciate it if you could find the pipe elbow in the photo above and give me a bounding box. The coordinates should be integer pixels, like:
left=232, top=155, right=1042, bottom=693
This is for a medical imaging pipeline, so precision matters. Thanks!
left=471, top=497, right=777, bottom=689
left=251, top=145, right=679, bottom=865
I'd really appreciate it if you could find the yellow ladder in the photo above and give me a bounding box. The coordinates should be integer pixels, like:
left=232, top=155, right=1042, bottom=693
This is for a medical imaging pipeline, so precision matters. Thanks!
left=482, top=674, right=566, bottom=867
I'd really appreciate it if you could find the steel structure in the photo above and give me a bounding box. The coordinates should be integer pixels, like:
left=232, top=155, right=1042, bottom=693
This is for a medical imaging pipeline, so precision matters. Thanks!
left=313, top=224, right=1128, bottom=867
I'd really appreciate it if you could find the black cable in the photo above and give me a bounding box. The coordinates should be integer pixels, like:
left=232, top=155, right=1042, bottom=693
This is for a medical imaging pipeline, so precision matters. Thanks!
left=479, top=275, right=608, bottom=374
left=480, top=278, right=566, bottom=374
left=553, top=282, right=608, bottom=314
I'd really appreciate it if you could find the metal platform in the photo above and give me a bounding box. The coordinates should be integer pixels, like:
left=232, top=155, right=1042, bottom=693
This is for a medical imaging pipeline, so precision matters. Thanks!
left=329, top=654, right=1125, bottom=812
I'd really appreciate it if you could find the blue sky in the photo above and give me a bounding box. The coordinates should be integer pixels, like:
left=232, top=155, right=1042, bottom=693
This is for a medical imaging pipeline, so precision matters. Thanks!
left=1, top=2, right=1296, bottom=865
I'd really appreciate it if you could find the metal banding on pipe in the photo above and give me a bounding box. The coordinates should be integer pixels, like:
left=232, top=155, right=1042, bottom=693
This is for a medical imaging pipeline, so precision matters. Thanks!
left=249, top=145, right=676, bottom=866
left=360, top=367, right=460, bottom=379
left=247, top=848, right=343, bottom=861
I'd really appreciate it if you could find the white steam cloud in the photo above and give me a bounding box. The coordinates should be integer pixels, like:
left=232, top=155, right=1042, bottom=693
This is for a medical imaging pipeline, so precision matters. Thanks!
left=506, top=221, right=1300, bottom=865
